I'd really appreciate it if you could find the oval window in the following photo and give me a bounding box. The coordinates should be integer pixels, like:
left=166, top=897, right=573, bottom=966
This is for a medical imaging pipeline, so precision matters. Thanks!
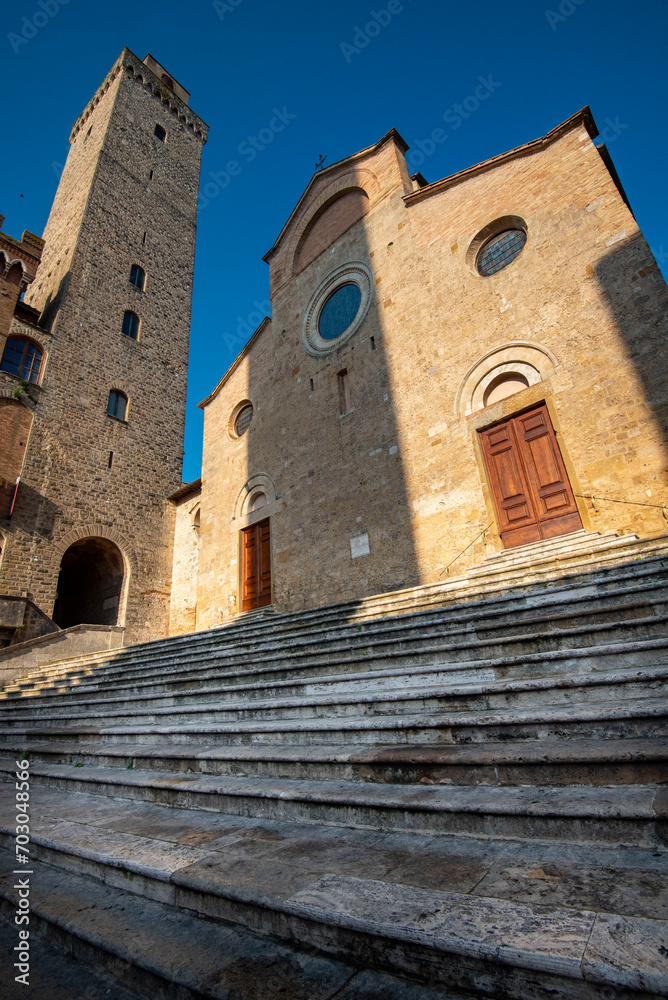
left=318, top=283, right=362, bottom=341
left=477, top=229, right=527, bottom=277
left=235, top=404, right=253, bottom=437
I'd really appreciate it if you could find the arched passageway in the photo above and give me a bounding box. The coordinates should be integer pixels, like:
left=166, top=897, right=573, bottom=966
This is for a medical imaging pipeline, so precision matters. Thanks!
left=52, top=537, right=125, bottom=628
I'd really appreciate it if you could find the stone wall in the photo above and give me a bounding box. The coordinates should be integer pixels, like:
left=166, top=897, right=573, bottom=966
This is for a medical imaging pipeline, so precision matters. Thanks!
left=0, top=50, right=207, bottom=644
left=168, top=484, right=201, bottom=636
left=195, top=113, right=668, bottom=627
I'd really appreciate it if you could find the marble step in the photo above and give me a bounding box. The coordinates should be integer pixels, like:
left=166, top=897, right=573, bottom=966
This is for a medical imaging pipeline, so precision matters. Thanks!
left=7, top=539, right=668, bottom=695
left=0, top=792, right=665, bottom=999
left=0, top=855, right=461, bottom=1000
left=1, top=736, right=665, bottom=787
left=1, top=757, right=665, bottom=845
left=6, top=586, right=668, bottom=703
left=1, top=661, right=665, bottom=729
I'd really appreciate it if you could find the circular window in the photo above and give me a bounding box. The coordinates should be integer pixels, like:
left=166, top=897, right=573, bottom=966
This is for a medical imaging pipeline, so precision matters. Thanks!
left=318, top=283, right=362, bottom=341
left=477, top=229, right=527, bottom=276
left=235, top=404, right=253, bottom=437
left=302, top=262, right=373, bottom=357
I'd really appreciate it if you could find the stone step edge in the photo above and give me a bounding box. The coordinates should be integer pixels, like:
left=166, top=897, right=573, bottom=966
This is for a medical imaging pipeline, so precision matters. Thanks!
left=1, top=661, right=666, bottom=725
left=0, top=848, right=374, bottom=1000
left=10, top=551, right=668, bottom=687
left=0, top=736, right=665, bottom=768
left=9, top=612, right=668, bottom=708
left=1, top=762, right=663, bottom=821
left=9, top=589, right=668, bottom=699
left=1, top=696, right=665, bottom=740
left=0, top=836, right=665, bottom=998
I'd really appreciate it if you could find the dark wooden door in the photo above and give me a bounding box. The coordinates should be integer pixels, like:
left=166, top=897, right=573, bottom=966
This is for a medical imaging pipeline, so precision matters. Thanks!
left=241, top=518, right=272, bottom=611
left=479, top=404, right=582, bottom=549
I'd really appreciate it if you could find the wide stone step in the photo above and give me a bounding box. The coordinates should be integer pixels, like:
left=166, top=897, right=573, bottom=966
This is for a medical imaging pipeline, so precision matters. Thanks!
left=2, top=736, right=665, bottom=787
left=1, top=662, right=665, bottom=729
left=6, top=587, right=667, bottom=703
left=0, top=853, right=459, bottom=1000
left=7, top=607, right=668, bottom=712
left=1, top=757, right=665, bottom=845
left=0, top=789, right=666, bottom=999
left=7, top=543, right=668, bottom=696
left=3, top=697, right=666, bottom=747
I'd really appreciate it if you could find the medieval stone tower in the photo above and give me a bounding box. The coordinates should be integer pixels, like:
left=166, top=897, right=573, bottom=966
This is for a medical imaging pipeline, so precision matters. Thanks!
left=0, top=49, right=208, bottom=644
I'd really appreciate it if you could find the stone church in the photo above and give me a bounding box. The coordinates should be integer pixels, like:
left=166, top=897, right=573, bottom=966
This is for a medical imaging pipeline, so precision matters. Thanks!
left=169, top=108, right=668, bottom=636
left=1, top=47, right=667, bottom=649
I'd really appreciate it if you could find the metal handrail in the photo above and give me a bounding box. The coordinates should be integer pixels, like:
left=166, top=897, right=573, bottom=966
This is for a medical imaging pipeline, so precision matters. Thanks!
left=438, top=491, right=668, bottom=580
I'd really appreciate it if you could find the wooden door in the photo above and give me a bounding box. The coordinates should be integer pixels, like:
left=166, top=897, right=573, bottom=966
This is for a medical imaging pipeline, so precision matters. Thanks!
left=479, top=404, right=582, bottom=549
left=241, top=518, right=272, bottom=611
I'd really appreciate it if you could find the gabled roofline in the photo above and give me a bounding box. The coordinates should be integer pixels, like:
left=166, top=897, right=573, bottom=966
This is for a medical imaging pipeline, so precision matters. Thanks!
left=402, top=107, right=599, bottom=206
left=168, top=478, right=202, bottom=504
left=262, top=127, right=409, bottom=262
left=198, top=316, right=271, bottom=409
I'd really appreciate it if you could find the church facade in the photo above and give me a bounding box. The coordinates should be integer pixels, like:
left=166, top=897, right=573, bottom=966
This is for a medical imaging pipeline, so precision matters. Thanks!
left=172, top=109, right=668, bottom=634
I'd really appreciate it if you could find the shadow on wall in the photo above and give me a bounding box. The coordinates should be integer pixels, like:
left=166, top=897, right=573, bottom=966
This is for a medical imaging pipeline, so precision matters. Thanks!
left=593, top=233, right=668, bottom=524
left=241, top=185, right=421, bottom=616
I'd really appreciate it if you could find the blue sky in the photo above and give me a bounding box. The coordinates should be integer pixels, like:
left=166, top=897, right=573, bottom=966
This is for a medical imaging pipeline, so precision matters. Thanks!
left=2, top=0, right=667, bottom=481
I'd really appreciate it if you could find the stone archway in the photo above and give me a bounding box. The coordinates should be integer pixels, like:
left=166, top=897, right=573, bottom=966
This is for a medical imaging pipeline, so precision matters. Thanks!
left=52, top=537, right=125, bottom=629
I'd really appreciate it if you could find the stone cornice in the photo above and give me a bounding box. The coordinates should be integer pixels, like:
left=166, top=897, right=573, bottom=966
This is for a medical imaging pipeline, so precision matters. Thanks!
left=403, top=108, right=599, bottom=206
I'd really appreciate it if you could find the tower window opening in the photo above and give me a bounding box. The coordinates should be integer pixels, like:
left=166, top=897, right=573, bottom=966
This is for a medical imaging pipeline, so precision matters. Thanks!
left=1, top=337, right=43, bottom=384
left=149, top=169, right=154, bottom=181
left=129, top=265, right=145, bottom=291
left=108, top=451, right=114, bottom=469
left=122, top=311, right=140, bottom=340
left=161, top=74, right=175, bottom=90
left=338, top=370, right=351, bottom=414
left=106, top=390, right=128, bottom=421
left=154, top=124, right=166, bottom=142
left=142, top=232, right=147, bottom=245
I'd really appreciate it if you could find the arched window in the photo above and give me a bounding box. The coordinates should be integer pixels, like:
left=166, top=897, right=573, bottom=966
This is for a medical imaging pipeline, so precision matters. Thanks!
left=154, top=124, right=166, bottom=142
left=129, top=265, right=145, bottom=291
left=483, top=372, right=530, bottom=407
left=249, top=491, right=267, bottom=512
left=122, top=311, right=140, bottom=340
left=1, top=337, right=43, bottom=384
left=107, top=390, right=128, bottom=421
left=161, top=74, right=175, bottom=90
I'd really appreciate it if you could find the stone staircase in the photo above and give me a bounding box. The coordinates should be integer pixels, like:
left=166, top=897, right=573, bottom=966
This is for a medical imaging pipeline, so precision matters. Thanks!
left=1, top=529, right=667, bottom=999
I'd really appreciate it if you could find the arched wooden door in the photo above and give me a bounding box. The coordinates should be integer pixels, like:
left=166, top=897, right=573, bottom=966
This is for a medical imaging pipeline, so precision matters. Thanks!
left=479, top=403, right=582, bottom=549
left=241, top=518, right=272, bottom=611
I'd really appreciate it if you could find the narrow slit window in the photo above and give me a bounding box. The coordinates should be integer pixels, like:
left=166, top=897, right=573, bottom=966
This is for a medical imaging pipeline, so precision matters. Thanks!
left=338, top=370, right=351, bottom=414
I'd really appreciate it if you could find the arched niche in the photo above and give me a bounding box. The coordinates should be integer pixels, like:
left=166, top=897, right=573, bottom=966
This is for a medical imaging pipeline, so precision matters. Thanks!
left=455, top=341, right=559, bottom=418
left=294, top=188, right=370, bottom=273
left=233, top=473, right=278, bottom=525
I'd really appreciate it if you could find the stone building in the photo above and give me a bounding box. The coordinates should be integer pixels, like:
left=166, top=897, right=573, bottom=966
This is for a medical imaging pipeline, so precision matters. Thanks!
left=175, top=108, right=668, bottom=634
left=0, top=49, right=208, bottom=645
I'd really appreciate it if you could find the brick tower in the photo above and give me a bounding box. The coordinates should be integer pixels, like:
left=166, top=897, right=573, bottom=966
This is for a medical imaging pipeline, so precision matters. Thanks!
left=0, top=49, right=208, bottom=644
